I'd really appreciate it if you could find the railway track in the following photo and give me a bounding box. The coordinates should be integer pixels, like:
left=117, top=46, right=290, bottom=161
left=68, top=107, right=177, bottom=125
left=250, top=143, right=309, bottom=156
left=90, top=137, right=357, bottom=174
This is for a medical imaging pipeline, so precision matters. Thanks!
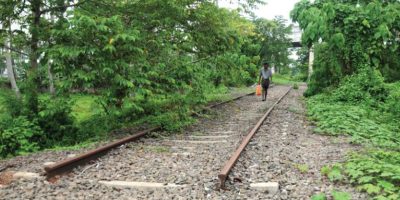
left=44, top=89, right=260, bottom=179
left=218, top=86, right=292, bottom=189
left=2, top=85, right=309, bottom=199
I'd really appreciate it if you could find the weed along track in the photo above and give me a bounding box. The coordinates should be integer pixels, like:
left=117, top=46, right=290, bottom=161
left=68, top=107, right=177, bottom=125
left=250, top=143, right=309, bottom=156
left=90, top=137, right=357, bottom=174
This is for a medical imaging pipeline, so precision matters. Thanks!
left=0, top=85, right=367, bottom=199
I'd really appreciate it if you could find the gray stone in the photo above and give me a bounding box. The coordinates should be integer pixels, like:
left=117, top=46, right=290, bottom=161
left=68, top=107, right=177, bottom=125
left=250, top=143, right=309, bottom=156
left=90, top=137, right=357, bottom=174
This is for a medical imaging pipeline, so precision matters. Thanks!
left=250, top=182, right=279, bottom=194
left=98, top=181, right=186, bottom=189
left=13, top=172, right=40, bottom=179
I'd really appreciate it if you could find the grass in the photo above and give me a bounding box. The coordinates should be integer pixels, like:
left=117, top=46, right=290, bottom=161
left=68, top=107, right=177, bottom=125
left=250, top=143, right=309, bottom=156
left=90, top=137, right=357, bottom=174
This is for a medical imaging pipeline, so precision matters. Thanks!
left=0, top=87, right=102, bottom=123
left=294, top=163, right=310, bottom=173
left=70, top=94, right=102, bottom=123
left=273, top=73, right=301, bottom=85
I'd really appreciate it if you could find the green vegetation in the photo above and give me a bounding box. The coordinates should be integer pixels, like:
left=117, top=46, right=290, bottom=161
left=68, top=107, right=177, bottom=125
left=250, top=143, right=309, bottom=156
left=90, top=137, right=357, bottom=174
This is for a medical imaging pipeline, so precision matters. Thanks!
left=321, top=164, right=344, bottom=182
left=307, top=67, right=400, bottom=199
left=0, top=0, right=296, bottom=158
left=294, top=163, right=309, bottom=173
left=292, top=0, right=400, bottom=199
left=312, top=191, right=351, bottom=200
left=311, top=193, right=327, bottom=200
left=332, top=191, right=352, bottom=200
left=273, top=74, right=300, bottom=85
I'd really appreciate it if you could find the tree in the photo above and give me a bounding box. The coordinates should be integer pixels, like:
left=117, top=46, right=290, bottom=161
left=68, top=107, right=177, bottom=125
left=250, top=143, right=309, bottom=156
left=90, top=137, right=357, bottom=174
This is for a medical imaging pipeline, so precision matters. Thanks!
left=291, top=0, right=400, bottom=95
left=0, top=0, right=87, bottom=114
left=254, top=16, right=293, bottom=73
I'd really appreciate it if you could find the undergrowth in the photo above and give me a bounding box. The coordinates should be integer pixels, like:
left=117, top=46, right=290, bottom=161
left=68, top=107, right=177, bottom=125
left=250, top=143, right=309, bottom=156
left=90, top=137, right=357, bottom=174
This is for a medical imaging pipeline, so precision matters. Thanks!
left=0, top=85, right=245, bottom=158
left=307, top=67, right=400, bottom=199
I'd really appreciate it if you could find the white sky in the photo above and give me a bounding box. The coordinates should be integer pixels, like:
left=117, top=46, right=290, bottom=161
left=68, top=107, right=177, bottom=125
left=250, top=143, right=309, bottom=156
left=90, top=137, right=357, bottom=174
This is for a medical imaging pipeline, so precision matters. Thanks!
left=219, top=0, right=302, bottom=61
left=218, top=0, right=300, bottom=22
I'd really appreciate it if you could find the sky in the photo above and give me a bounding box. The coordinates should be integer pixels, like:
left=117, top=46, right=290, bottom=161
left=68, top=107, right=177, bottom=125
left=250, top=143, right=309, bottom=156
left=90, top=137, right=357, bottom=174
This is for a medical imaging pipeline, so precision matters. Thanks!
left=218, top=0, right=300, bottom=22
left=219, top=0, right=302, bottom=61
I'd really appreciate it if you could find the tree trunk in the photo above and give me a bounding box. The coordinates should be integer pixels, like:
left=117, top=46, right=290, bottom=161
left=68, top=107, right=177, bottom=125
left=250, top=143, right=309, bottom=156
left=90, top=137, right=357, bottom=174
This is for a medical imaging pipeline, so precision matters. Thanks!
left=48, top=63, right=55, bottom=95
left=4, top=20, right=20, bottom=98
left=26, top=0, right=42, bottom=114
left=308, top=47, right=314, bottom=81
left=4, top=40, right=20, bottom=98
left=48, top=9, right=56, bottom=96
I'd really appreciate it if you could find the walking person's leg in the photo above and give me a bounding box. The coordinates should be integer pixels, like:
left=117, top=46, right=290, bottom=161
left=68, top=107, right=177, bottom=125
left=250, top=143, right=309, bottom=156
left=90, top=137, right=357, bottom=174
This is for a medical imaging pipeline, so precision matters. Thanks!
left=263, top=79, right=270, bottom=101
left=261, top=88, right=265, bottom=101
left=262, top=79, right=268, bottom=101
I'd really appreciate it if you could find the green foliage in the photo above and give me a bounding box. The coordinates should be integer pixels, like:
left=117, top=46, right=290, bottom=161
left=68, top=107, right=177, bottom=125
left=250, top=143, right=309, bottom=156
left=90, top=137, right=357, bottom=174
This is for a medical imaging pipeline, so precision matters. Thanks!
left=311, top=193, right=327, bottom=200
left=37, top=98, right=78, bottom=146
left=0, top=0, right=291, bottom=158
left=308, top=77, right=400, bottom=199
left=0, top=116, right=42, bottom=157
left=0, top=88, right=23, bottom=117
left=273, top=74, right=299, bottom=85
left=70, top=94, right=102, bottom=123
left=307, top=70, right=399, bottom=149
left=75, top=114, right=120, bottom=142
left=345, top=151, right=400, bottom=199
left=0, top=77, right=10, bottom=89
left=304, top=43, right=342, bottom=96
left=331, top=67, right=388, bottom=104
left=321, top=164, right=344, bottom=182
left=293, top=0, right=400, bottom=94
left=332, top=190, right=351, bottom=200
left=254, top=16, right=293, bottom=73
left=384, top=83, right=400, bottom=118
left=294, top=163, right=309, bottom=173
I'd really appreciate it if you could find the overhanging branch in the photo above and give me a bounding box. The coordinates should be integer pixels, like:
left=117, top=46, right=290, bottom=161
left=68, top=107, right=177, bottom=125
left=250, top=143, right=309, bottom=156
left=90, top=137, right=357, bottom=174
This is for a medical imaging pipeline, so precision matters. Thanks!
left=40, top=0, right=88, bottom=14
left=0, top=45, right=29, bottom=56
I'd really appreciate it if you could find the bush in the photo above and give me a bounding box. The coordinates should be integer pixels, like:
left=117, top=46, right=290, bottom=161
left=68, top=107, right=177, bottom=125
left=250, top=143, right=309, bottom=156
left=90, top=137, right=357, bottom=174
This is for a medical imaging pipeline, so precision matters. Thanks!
left=0, top=89, right=23, bottom=117
left=0, top=77, right=10, bottom=89
left=37, top=98, right=78, bottom=147
left=75, top=114, right=119, bottom=142
left=304, top=43, right=342, bottom=97
left=331, top=67, right=388, bottom=104
left=0, top=116, right=42, bottom=158
left=384, top=83, right=400, bottom=118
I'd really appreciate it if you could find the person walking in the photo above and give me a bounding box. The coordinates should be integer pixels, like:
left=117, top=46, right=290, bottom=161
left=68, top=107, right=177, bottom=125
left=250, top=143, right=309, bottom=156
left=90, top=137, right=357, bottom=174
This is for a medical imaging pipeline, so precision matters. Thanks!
left=258, top=61, right=272, bottom=101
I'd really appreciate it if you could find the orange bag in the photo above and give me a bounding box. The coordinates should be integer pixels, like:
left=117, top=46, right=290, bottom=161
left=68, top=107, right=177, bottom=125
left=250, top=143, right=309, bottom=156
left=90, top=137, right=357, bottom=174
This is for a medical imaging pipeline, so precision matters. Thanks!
left=256, top=85, right=262, bottom=96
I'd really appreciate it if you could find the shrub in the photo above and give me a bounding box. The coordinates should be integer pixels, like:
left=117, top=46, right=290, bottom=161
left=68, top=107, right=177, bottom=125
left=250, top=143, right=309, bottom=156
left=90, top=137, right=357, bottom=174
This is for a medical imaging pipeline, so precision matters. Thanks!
left=0, top=77, right=10, bottom=89
left=384, top=83, right=400, bottom=118
left=0, top=89, right=23, bottom=117
left=37, top=98, right=78, bottom=147
left=0, top=116, right=42, bottom=158
left=75, top=114, right=118, bottom=142
left=332, top=67, right=387, bottom=104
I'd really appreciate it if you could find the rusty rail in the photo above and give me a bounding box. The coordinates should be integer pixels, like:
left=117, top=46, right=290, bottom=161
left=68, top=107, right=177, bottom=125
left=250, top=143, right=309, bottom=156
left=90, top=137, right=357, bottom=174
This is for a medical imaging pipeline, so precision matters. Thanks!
left=218, top=87, right=292, bottom=189
left=44, top=127, right=160, bottom=177
left=44, top=90, right=257, bottom=178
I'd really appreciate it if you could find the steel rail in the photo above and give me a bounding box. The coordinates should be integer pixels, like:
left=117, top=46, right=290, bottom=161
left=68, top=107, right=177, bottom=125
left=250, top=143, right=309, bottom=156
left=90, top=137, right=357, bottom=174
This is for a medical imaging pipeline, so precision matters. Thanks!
left=44, top=90, right=257, bottom=178
left=218, top=86, right=292, bottom=189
